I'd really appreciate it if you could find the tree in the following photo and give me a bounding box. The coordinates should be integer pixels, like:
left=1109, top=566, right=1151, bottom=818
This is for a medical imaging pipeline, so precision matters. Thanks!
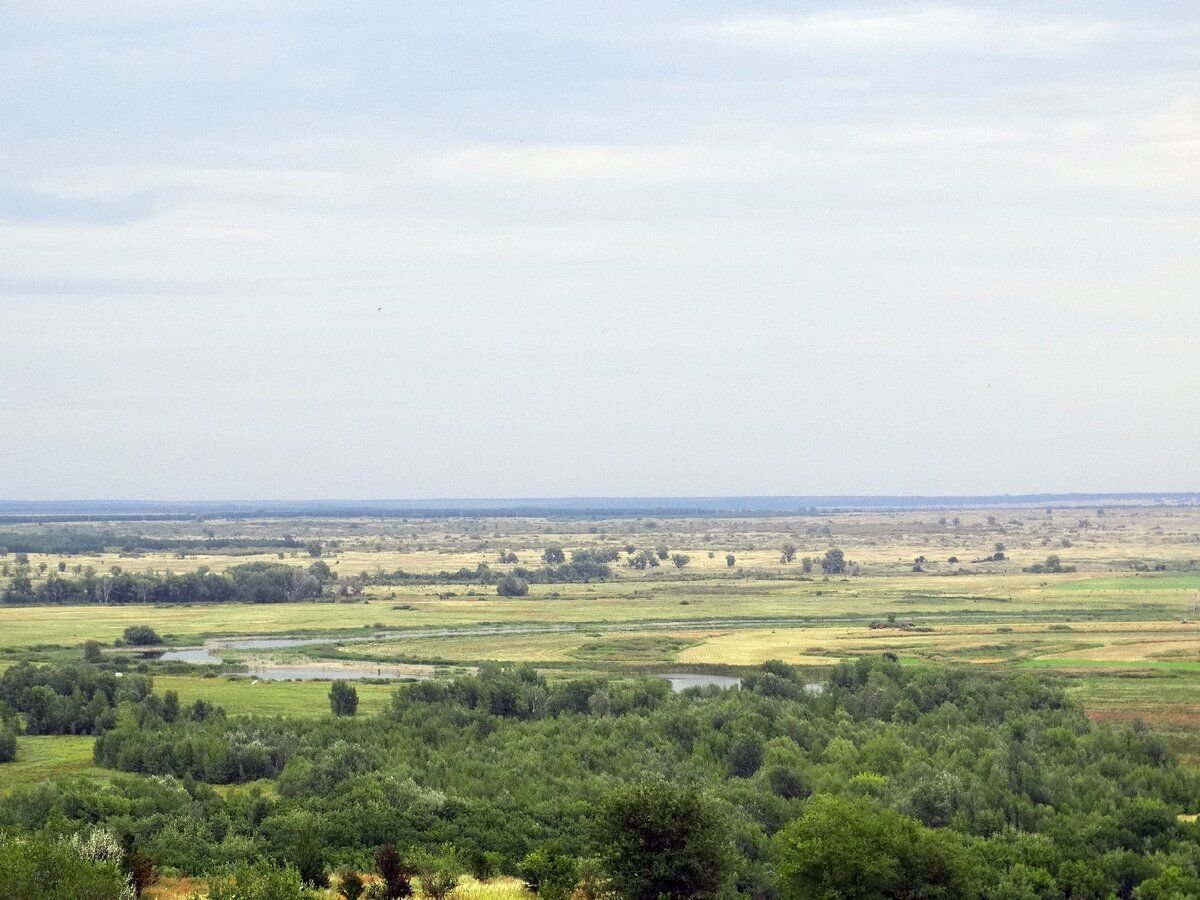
left=655, top=546, right=670, bottom=561
left=820, top=549, right=846, bottom=575
left=726, top=554, right=736, bottom=568
left=329, top=681, right=359, bottom=717
left=293, top=822, right=327, bottom=887
left=497, top=574, right=530, bottom=597
left=521, top=846, right=579, bottom=900
left=671, top=554, right=691, bottom=569
left=775, top=795, right=974, bottom=900
left=0, top=726, right=16, bottom=763
left=413, top=846, right=463, bottom=900
left=162, top=690, right=180, bottom=723
left=82, top=640, right=103, bottom=663
left=727, top=735, right=763, bottom=777
left=0, top=834, right=130, bottom=900
left=780, top=543, right=798, bottom=564
left=204, top=861, right=313, bottom=900
left=543, top=546, right=566, bottom=565
left=122, top=625, right=161, bottom=646
left=595, top=780, right=732, bottom=900
left=376, top=844, right=413, bottom=900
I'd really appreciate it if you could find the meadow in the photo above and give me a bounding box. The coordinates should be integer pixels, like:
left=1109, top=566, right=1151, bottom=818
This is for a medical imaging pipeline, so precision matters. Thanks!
left=2, top=503, right=1199, bottom=776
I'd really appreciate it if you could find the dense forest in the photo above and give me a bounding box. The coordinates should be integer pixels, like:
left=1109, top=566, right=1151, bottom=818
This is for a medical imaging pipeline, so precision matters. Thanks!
left=3, top=656, right=1199, bottom=898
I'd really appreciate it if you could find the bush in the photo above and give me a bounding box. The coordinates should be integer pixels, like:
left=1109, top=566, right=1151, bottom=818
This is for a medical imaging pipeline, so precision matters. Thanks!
left=122, top=625, right=161, bottom=646
left=329, top=681, right=359, bottom=717
left=82, top=640, right=103, bottom=663
left=0, top=834, right=130, bottom=900
left=496, top=574, right=530, bottom=597
left=339, top=869, right=365, bottom=900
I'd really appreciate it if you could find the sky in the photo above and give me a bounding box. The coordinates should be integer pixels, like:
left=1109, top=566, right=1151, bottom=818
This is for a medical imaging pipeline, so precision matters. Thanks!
left=2, top=1, right=1198, bottom=499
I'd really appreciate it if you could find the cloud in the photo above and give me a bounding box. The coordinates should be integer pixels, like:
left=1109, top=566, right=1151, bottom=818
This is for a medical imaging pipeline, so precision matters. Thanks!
left=420, top=143, right=791, bottom=186
left=688, top=6, right=1117, bottom=56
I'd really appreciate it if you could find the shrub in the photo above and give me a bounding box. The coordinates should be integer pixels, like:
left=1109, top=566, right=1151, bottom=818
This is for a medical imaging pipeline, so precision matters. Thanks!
left=122, top=625, right=161, bottom=646
left=330, top=681, right=359, bottom=717
left=0, top=726, right=16, bottom=763
left=496, top=574, right=530, bottom=597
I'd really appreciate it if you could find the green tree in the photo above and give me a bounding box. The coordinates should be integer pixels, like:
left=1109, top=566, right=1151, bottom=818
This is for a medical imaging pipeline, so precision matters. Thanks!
left=122, top=625, right=161, bottom=646
left=543, top=546, right=566, bottom=565
left=780, top=543, right=798, bottom=563
left=0, top=835, right=130, bottom=900
left=521, top=846, right=579, bottom=900
left=329, top=681, right=359, bottom=717
left=0, top=726, right=16, bottom=763
left=820, top=549, right=846, bottom=575
left=82, top=640, right=103, bottom=663
left=595, top=780, right=732, bottom=900
left=671, top=553, right=691, bottom=569
left=725, top=554, right=735, bottom=567
left=201, top=861, right=314, bottom=900
left=412, top=846, right=463, bottom=900
left=775, top=795, right=974, bottom=900
left=496, top=574, right=530, bottom=597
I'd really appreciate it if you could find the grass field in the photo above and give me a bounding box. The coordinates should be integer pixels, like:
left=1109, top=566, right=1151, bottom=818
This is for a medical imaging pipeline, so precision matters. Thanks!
left=152, top=675, right=398, bottom=717
left=0, top=736, right=106, bottom=792
left=3, top=504, right=1199, bottom=795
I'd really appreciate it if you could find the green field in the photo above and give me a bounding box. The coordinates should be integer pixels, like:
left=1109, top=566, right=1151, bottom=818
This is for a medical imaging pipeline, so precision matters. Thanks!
left=0, top=736, right=107, bottom=792
left=152, top=674, right=398, bottom=718
left=4, top=504, right=1200, bottom=796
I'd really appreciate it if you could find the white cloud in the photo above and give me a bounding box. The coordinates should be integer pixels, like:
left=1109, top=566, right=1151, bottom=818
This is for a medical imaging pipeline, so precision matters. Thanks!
left=690, top=6, right=1116, bottom=56
left=420, top=143, right=792, bottom=185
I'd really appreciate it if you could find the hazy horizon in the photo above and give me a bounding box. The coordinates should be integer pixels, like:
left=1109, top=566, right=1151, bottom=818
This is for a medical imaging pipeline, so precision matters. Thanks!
left=4, top=2, right=1198, bottom=499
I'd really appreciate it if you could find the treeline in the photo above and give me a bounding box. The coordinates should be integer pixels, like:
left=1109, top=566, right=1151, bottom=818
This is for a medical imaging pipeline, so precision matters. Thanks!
left=0, top=529, right=304, bottom=556
left=0, top=662, right=152, bottom=735
left=364, top=548, right=617, bottom=589
left=4, top=658, right=1199, bottom=898
left=1, top=562, right=329, bottom=606
left=1, top=552, right=623, bottom=607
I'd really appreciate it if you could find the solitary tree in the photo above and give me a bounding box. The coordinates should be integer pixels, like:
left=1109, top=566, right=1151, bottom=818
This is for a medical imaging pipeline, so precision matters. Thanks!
left=780, top=543, right=798, bottom=564
left=542, top=546, right=566, bottom=565
left=497, top=574, right=530, bottom=597
left=329, top=681, right=359, bottom=717
left=820, top=549, right=846, bottom=575
left=671, top=554, right=691, bottom=569
left=122, top=625, right=161, bottom=646
left=82, top=640, right=103, bottom=663
left=726, top=554, right=736, bottom=568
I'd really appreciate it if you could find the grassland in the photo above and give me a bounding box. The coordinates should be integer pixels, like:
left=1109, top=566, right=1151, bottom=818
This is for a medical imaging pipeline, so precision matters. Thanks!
left=152, top=675, right=398, bottom=718
left=2, top=503, right=1199, bottom=792
left=0, top=736, right=107, bottom=793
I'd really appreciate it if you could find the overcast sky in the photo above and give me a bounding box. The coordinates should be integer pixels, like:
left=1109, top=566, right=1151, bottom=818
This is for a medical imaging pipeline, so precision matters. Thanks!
left=2, top=2, right=1198, bottom=499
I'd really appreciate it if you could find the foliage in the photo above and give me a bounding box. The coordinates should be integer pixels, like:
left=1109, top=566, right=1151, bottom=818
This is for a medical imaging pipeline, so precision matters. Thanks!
left=594, top=780, right=732, bottom=900
left=376, top=843, right=413, bottom=899
left=330, top=682, right=360, bottom=717
left=123, top=625, right=161, bottom=645
left=775, top=794, right=975, bottom=900
left=0, top=832, right=133, bottom=900
left=496, top=575, right=530, bottom=597
left=199, top=860, right=316, bottom=900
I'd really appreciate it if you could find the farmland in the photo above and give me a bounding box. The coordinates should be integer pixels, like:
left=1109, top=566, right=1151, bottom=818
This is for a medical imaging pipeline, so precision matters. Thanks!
left=1, top=504, right=1197, bottom=744
left=2, top=501, right=1200, bottom=897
